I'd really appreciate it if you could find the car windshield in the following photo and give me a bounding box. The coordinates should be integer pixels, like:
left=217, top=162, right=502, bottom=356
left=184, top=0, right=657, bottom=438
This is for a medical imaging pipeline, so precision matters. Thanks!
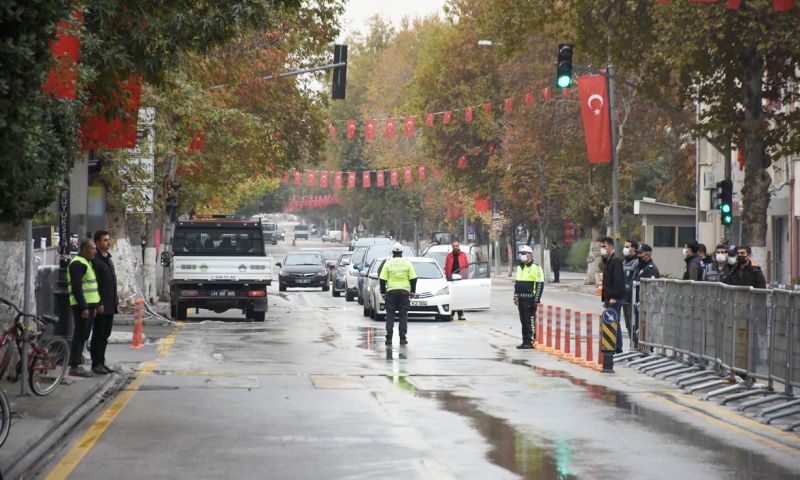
left=423, top=251, right=448, bottom=269
left=323, top=250, right=345, bottom=261
left=263, top=224, right=277, bottom=231
left=365, top=246, right=414, bottom=265
left=284, top=253, right=322, bottom=266
left=173, top=227, right=264, bottom=256
left=411, top=261, right=443, bottom=279
left=338, top=254, right=352, bottom=266
left=352, top=248, right=367, bottom=266
left=294, top=225, right=309, bottom=231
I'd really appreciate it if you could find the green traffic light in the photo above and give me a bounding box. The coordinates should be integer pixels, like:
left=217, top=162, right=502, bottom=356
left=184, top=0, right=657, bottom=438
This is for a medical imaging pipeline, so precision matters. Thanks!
left=557, top=75, right=571, bottom=88
left=723, top=215, right=732, bottom=225
left=720, top=203, right=731, bottom=214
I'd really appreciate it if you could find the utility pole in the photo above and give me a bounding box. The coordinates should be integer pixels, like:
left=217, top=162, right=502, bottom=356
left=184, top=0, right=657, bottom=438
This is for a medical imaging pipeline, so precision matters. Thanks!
left=607, top=64, right=621, bottom=254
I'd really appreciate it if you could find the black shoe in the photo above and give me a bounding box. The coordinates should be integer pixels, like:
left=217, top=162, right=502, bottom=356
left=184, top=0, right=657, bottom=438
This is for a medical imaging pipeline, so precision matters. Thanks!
left=400, top=338, right=408, bottom=345
left=101, top=364, right=115, bottom=374
left=385, top=339, right=392, bottom=345
left=516, top=343, right=534, bottom=349
left=91, top=364, right=109, bottom=375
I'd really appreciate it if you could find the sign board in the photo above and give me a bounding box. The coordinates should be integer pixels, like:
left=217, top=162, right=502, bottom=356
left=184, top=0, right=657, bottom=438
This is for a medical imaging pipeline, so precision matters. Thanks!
left=357, top=224, right=364, bottom=233
left=492, top=219, right=502, bottom=231
left=58, top=183, right=70, bottom=255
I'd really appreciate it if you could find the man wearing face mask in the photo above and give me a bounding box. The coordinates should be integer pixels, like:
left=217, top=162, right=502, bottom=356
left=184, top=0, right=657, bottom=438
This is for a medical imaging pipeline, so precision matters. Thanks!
left=682, top=240, right=704, bottom=281
left=704, top=243, right=733, bottom=283
left=725, top=245, right=767, bottom=288
left=631, top=244, right=659, bottom=349
left=513, top=245, right=544, bottom=349
left=599, top=237, right=625, bottom=353
left=621, top=240, right=639, bottom=350
left=444, top=241, right=469, bottom=320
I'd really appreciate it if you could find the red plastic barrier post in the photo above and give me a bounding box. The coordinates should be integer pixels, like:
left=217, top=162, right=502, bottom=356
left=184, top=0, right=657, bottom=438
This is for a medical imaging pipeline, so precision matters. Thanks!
left=536, top=303, right=544, bottom=345
left=555, top=306, right=562, bottom=352
left=574, top=311, right=582, bottom=361
left=584, top=313, right=594, bottom=365
left=546, top=305, right=553, bottom=350
left=564, top=308, right=572, bottom=358
left=132, top=298, right=144, bottom=350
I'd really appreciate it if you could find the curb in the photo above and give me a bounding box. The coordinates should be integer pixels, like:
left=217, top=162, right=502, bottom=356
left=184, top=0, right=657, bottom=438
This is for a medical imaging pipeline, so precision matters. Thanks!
left=113, top=315, right=172, bottom=327
left=4, top=373, right=127, bottom=479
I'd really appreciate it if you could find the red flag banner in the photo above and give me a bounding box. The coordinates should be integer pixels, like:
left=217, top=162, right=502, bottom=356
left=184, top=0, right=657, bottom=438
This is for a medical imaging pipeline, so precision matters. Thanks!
left=81, top=74, right=142, bottom=150
left=390, top=169, right=399, bottom=186
left=464, top=106, right=473, bottom=122
left=403, top=166, right=413, bottom=184
left=334, top=171, right=343, bottom=189
left=362, top=171, right=371, bottom=188
left=474, top=194, right=491, bottom=212
left=328, top=122, right=337, bottom=141
left=404, top=116, right=415, bottom=138
left=281, top=172, right=289, bottom=184
left=347, top=172, right=356, bottom=188
left=376, top=170, right=385, bottom=187
left=727, top=0, right=742, bottom=8
left=484, top=103, right=491, bottom=114
left=346, top=120, right=357, bottom=140
left=524, top=92, right=534, bottom=107
left=417, top=164, right=426, bottom=181
left=294, top=170, right=302, bottom=186
left=504, top=98, right=512, bottom=113
left=320, top=171, right=329, bottom=188
left=384, top=118, right=397, bottom=139
left=43, top=12, right=82, bottom=100
left=425, top=113, right=434, bottom=128
left=188, top=131, right=206, bottom=153
left=542, top=87, right=552, bottom=103
left=457, top=154, right=468, bottom=169
left=443, top=111, right=452, bottom=125
left=306, top=171, right=317, bottom=187
left=365, top=119, right=376, bottom=140
left=578, top=75, right=613, bottom=164
left=774, top=0, right=796, bottom=11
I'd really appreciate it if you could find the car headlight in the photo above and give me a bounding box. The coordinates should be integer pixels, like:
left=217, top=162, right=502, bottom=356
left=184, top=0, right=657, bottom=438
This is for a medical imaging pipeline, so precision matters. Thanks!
left=434, top=286, right=449, bottom=296
left=279, top=270, right=288, bottom=276
left=317, top=271, right=328, bottom=276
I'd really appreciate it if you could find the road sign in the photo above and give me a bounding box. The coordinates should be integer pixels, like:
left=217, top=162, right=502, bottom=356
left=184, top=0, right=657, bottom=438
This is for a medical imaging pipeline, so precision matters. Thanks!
left=492, top=219, right=502, bottom=231
left=602, top=307, right=619, bottom=325
left=357, top=224, right=364, bottom=232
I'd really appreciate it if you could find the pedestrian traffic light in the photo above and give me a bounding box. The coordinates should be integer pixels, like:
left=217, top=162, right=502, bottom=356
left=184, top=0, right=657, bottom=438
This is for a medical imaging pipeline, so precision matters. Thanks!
left=331, top=44, right=347, bottom=100
left=556, top=43, right=573, bottom=88
left=717, top=180, right=733, bottom=225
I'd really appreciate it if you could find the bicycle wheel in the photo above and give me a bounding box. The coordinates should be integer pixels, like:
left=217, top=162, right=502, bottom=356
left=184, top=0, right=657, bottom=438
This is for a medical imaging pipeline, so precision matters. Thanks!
left=0, top=389, right=11, bottom=448
left=0, top=339, right=13, bottom=380
left=28, top=337, right=69, bottom=396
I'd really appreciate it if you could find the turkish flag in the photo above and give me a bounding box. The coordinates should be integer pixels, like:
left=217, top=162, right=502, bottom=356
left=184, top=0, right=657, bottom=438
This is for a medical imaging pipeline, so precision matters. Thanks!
left=384, top=118, right=397, bottom=139
left=365, top=119, right=376, bottom=140
left=417, top=164, right=426, bottom=181
left=504, top=98, right=512, bottom=113
left=774, top=0, right=796, bottom=11
left=543, top=87, right=552, bottom=103
left=306, top=171, right=316, bottom=187
left=320, top=171, right=329, bottom=188
left=347, top=172, right=356, bottom=188
left=294, top=170, right=302, bottom=185
left=464, top=106, right=473, bottom=122
left=578, top=75, right=612, bottom=164
left=484, top=102, right=492, bottom=114
left=281, top=172, right=289, bottom=184
left=362, top=171, right=371, bottom=188
left=443, top=111, right=452, bottom=125
left=376, top=170, right=385, bottom=187
left=524, top=92, right=534, bottom=107
left=346, top=120, right=357, bottom=139
left=328, top=122, right=337, bottom=141
left=474, top=194, right=490, bottom=212
left=403, top=166, right=413, bottom=184
left=425, top=113, right=434, bottom=127
left=727, top=0, right=742, bottom=8
left=81, top=75, right=142, bottom=150
left=404, top=116, right=415, bottom=138
left=457, top=154, right=467, bottom=169
left=390, top=169, right=399, bottom=186
left=334, top=171, right=343, bottom=189
left=43, top=12, right=82, bottom=100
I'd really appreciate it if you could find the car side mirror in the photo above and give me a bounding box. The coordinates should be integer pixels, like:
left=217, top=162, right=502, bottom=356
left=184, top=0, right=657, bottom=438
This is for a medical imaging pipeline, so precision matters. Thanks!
left=354, top=263, right=362, bottom=270
left=359, top=271, right=368, bottom=277
left=160, top=251, right=171, bottom=268
left=451, top=273, right=462, bottom=281
left=275, top=262, right=282, bottom=268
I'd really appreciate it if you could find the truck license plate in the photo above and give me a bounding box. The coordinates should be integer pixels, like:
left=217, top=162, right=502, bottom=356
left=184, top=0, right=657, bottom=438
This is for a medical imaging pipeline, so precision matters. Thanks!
left=210, top=290, right=235, bottom=297
left=296, top=279, right=311, bottom=284
left=411, top=300, right=427, bottom=306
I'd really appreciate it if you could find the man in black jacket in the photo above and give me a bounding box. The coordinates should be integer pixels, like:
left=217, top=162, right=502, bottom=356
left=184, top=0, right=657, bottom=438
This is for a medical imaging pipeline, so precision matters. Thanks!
left=725, top=245, right=767, bottom=289
left=90, top=230, right=118, bottom=375
left=599, top=237, right=625, bottom=353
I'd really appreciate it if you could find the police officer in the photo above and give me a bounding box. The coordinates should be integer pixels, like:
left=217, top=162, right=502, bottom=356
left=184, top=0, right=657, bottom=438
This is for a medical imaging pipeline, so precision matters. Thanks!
left=513, top=245, right=544, bottom=349
left=725, top=245, right=767, bottom=288
left=67, top=239, right=104, bottom=377
left=631, top=243, right=659, bottom=349
left=621, top=240, right=639, bottom=350
left=379, top=243, right=417, bottom=346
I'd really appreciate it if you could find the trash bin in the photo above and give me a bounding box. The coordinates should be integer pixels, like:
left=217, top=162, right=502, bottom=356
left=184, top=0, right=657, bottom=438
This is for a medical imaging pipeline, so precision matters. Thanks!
left=35, top=265, right=73, bottom=340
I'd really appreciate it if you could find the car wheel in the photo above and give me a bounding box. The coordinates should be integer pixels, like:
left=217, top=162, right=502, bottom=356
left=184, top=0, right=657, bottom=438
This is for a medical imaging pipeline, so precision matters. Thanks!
left=357, top=294, right=364, bottom=305
left=332, top=288, right=340, bottom=297
left=437, top=314, right=452, bottom=322
left=170, top=301, right=177, bottom=319
left=176, top=303, right=188, bottom=320
left=253, top=311, right=266, bottom=322
left=370, top=307, right=376, bottom=320
left=345, top=289, right=354, bottom=302
left=279, top=283, right=287, bottom=292
left=375, top=313, right=385, bottom=322
left=363, top=301, right=371, bottom=317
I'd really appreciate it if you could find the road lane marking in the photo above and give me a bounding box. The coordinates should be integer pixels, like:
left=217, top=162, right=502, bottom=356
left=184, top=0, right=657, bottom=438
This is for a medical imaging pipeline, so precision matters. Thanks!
left=44, top=322, right=185, bottom=480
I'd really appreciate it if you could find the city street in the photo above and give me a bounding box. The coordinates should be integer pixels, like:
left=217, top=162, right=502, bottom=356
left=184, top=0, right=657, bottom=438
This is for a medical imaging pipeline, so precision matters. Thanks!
left=38, top=238, right=800, bottom=479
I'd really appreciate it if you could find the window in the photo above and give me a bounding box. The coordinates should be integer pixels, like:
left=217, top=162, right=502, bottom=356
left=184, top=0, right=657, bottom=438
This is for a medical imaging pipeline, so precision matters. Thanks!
left=677, top=227, right=696, bottom=247
left=653, top=226, right=676, bottom=247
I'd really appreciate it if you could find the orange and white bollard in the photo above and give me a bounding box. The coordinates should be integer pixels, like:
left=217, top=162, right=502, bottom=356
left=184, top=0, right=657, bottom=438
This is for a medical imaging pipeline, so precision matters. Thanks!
left=555, top=306, right=562, bottom=352
left=536, top=304, right=544, bottom=346
left=573, top=311, right=582, bottom=363
left=131, top=298, right=144, bottom=350
left=545, top=305, right=554, bottom=351
left=583, top=313, right=594, bottom=367
left=563, top=308, right=573, bottom=359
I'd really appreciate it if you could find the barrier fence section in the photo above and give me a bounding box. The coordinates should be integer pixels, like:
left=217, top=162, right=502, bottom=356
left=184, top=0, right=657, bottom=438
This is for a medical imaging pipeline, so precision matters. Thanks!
left=638, top=279, right=799, bottom=395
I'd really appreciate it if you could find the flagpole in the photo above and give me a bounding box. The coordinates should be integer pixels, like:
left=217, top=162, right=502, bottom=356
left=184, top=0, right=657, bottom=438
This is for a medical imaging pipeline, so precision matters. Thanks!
left=606, top=64, right=621, bottom=253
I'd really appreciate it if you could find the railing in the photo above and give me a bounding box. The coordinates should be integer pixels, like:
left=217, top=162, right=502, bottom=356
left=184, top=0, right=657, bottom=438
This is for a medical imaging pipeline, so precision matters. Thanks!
left=638, top=279, right=799, bottom=395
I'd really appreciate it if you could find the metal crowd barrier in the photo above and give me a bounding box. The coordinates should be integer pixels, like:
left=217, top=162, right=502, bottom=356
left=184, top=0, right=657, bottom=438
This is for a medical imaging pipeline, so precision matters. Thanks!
left=636, top=279, right=799, bottom=398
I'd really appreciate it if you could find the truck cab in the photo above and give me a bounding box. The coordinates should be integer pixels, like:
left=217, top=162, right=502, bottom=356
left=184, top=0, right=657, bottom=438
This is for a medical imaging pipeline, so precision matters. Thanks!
left=262, top=222, right=279, bottom=245
left=161, top=215, right=273, bottom=321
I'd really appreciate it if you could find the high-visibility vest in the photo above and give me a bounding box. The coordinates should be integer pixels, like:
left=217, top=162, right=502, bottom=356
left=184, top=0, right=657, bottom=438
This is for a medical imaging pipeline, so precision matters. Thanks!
left=67, top=255, right=101, bottom=306
left=515, top=262, right=544, bottom=297
left=379, top=257, right=417, bottom=292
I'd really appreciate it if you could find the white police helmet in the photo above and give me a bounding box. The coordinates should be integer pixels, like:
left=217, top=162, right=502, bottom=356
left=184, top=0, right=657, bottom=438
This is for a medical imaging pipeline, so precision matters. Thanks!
left=392, top=242, right=403, bottom=253
left=519, top=245, right=533, bottom=254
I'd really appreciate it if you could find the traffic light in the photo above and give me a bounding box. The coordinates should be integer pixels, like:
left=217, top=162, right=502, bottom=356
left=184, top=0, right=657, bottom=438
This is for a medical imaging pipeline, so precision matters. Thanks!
left=556, top=43, right=573, bottom=88
left=717, top=180, right=733, bottom=226
left=331, top=44, right=347, bottom=100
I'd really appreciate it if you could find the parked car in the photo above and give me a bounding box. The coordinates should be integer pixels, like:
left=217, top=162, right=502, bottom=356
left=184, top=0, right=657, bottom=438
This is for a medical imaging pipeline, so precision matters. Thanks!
left=344, top=247, right=369, bottom=302
left=421, top=243, right=485, bottom=270
left=322, top=247, right=348, bottom=281
left=357, top=244, right=415, bottom=305
left=294, top=224, right=310, bottom=240
left=331, top=252, right=352, bottom=297
left=277, top=251, right=329, bottom=291
left=322, top=230, right=343, bottom=243
left=262, top=222, right=279, bottom=245
left=348, top=236, right=393, bottom=251
left=362, top=257, right=452, bottom=322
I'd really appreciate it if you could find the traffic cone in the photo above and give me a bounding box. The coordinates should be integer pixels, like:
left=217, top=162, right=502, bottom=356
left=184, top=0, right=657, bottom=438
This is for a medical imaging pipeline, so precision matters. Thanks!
left=131, top=298, right=144, bottom=350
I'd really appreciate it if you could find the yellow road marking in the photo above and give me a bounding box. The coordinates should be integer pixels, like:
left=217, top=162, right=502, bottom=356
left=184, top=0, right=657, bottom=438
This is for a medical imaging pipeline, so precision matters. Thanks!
left=44, top=322, right=185, bottom=480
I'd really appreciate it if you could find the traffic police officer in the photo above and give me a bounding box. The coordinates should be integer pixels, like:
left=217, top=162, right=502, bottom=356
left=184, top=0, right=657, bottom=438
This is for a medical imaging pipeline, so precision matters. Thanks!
left=67, top=238, right=104, bottom=377
left=513, top=245, right=544, bottom=349
left=379, top=243, right=417, bottom=346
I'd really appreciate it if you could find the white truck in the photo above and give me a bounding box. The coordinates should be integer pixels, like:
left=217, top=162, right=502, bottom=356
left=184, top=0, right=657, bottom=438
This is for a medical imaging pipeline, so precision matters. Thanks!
left=161, top=216, right=273, bottom=321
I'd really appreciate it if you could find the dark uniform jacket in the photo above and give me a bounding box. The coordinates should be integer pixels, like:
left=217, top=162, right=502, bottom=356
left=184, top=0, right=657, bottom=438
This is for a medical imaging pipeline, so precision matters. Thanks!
left=725, top=261, right=767, bottom=289
left=601, top=253, right=625, bottom=303
left=704, top=263, right=733, bottom=283
left=683, top=255, right=704, bottom=281
left=92, top=252, right=119, bottom=314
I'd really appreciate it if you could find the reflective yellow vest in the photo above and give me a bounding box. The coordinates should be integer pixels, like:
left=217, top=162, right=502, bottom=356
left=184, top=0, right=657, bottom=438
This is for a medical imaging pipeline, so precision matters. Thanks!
left=67, top=255, right=101, bottom=306
left=379, top=257, right=417, bottom=292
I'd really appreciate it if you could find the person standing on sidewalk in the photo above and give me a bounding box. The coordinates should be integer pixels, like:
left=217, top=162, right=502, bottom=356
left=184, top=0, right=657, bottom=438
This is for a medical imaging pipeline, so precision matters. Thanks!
left=444, top=241, right=469, bottom=320
left=67, top=239, right=104, bottom=377
left=704, top=244, right=733, bottom=283
left=599, top=237, right=625, bottom=353
left=90, top=230, right=117, bottom=375
left=682, top=240, right=704, bottom=281
left=622, top=240, right=639, bottom=350
left=379, top=243, right=417, bottom=346
left=631, top=244, right=659, bottom=349
left=550, top=241, right=561, bottom=283
left=513, top=245, right=544, bottom=349
left=725, top=245, right=767, bottom=289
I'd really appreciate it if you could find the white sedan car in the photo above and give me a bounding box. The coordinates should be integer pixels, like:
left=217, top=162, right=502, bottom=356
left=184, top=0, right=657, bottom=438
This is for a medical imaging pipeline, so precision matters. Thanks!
left=363, top=257, right=452, bottom=321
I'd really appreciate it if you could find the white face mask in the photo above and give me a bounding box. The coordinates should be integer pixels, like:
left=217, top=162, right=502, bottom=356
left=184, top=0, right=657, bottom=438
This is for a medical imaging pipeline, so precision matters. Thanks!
left=600, top=247, right=608, bottom=257
left=726, top=256, right=737, bottom=266
left=623, top=247, right=632, bottom=257
left=518, top=254, right=528, bottom=263
left=715, top=254, right=727, bottom=264
left=682, top=248, right=689, bottom=257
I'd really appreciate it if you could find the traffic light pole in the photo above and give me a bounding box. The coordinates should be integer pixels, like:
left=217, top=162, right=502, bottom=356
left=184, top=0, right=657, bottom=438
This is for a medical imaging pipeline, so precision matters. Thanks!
left=606, top=65, right=621, bottom=252
left=724, top=147, right=733, bottom=241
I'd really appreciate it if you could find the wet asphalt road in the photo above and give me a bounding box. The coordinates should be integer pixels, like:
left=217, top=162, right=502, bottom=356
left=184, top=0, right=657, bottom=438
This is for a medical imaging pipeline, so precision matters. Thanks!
left=40, top=236, right=800, bottom=479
